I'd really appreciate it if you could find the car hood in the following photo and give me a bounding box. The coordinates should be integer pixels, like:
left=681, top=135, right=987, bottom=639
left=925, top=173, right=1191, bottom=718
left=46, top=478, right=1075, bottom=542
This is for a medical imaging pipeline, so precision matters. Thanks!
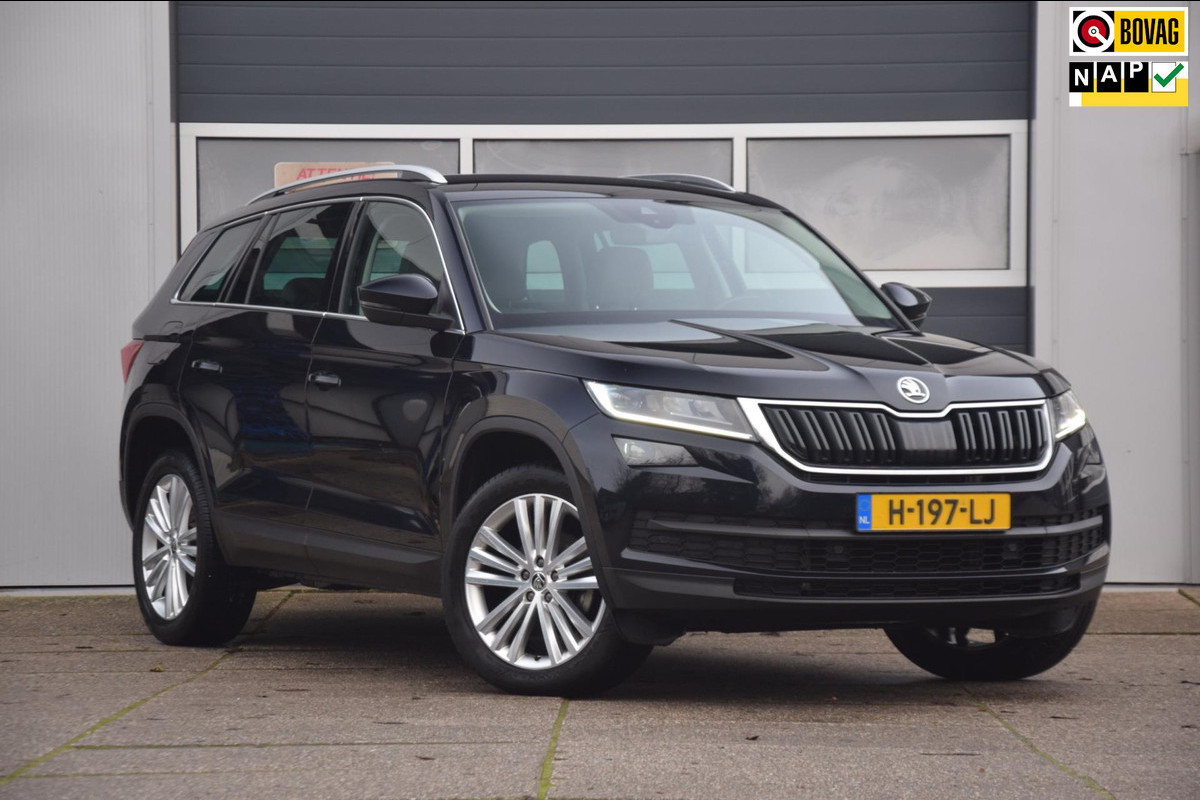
left=462, top=319, right=1068, bottom=409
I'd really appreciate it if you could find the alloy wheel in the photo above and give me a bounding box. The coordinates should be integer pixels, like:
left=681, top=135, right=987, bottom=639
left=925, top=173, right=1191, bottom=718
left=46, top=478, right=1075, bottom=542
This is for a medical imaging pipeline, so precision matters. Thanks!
left=140, top=474, right=197, bottom=620
left=463, top=493, right=604, bottom=670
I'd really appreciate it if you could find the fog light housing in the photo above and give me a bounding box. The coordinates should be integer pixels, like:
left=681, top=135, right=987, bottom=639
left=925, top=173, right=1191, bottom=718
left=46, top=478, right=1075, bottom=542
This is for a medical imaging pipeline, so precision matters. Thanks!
left=615, top=437, right=697, bottom=467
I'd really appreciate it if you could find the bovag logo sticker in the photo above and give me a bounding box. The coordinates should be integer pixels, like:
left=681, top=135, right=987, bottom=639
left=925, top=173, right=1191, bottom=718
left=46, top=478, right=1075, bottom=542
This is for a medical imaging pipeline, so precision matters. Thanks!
left=1070, top=7, right=1188, bottom=55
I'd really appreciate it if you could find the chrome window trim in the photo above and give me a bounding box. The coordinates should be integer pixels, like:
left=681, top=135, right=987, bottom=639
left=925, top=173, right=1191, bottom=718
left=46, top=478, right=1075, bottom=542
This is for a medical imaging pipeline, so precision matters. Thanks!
left=171, top=195, right=465, bottom=331
left=737, top=397, right=1054, bottom=476
left=172, top=197, right=352, bottom=304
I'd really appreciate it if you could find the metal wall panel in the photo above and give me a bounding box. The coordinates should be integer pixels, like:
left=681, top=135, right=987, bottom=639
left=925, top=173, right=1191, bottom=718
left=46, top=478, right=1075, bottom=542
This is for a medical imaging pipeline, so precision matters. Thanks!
left=0, top=2, right=171, bottom=586
left=919, top=288, right=1028, bottom=354
left=176, top=1, right=1032, bottom=124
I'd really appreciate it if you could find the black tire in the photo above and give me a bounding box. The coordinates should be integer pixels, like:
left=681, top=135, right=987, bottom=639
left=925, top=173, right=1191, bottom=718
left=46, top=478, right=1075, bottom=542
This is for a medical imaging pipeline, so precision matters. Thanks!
left=885, top=601, right=1097, bottom=681
left=132, top=450, right=256, bottom=646
left=442, top=466, right=652, bottom=696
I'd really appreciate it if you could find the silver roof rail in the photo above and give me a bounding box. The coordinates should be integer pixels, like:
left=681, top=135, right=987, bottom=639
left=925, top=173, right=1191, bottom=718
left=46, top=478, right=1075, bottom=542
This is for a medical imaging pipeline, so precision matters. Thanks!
left=623, top=173, right=736, bottom=192
left=247, top=163, right=448, bottom=205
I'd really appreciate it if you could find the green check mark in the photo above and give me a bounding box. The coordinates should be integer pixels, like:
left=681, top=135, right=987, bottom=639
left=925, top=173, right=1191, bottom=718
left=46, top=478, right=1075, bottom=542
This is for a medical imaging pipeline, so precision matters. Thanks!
left=1154, top=63, right=1184, bottom=87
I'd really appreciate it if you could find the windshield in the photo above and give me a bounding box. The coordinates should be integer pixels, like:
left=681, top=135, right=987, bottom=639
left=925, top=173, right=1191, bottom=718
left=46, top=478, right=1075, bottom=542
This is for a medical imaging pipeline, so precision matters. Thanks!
left=452, top=196, right=899, bottom=333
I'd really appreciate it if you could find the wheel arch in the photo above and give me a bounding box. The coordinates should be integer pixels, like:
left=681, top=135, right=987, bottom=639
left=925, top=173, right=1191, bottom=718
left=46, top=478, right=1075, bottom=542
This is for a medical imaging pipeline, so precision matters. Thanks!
left=443, top=416, right=590, bottom=547
left=121, top=403, right=209, bottom=529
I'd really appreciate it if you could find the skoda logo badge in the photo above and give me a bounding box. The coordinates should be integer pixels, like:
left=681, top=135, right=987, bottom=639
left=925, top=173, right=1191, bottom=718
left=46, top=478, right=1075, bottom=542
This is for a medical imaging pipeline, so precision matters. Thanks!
left=897, top=376, right=931, bottom=404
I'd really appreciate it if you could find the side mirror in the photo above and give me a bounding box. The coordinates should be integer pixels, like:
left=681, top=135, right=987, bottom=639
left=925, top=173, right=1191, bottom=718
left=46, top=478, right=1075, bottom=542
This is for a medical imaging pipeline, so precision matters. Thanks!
left=358, top=274, right=451, bottom=330
left=881, top=282, right=932, bottom=328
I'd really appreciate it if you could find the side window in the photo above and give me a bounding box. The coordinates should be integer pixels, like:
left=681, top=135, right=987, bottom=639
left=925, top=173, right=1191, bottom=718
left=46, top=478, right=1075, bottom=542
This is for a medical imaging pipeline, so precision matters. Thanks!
left=177, top=220, right=258, bottom=303
left=245, top=203, right=353, bottom=311
left=341, top=202, right=443, bottom=315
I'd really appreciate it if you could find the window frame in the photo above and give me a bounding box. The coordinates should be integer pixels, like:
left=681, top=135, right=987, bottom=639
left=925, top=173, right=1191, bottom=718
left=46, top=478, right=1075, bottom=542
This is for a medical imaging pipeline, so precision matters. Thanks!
left=171, top=215, right=267, bottom=305
left=328, top=196, right=464, bottom=329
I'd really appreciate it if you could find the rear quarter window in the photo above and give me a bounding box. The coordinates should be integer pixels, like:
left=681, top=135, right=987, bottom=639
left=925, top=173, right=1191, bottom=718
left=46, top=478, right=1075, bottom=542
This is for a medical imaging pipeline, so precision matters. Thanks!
left=177, top=220, right=259, bottom=303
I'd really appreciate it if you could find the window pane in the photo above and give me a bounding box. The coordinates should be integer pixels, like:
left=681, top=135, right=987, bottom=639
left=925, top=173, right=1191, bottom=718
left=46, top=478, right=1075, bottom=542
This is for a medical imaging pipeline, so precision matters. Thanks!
left=177, top=220, right=258, bottom=302
left=474, top=140, right=732, bottom=183
left=748, top=137, right=1010, bottom=271
left=247, top=204, right=353, bottom=311
left=341, top=202, right=442, bottom=315
left=197, top=139, right=458, bottom=226
left=453, top=197, right=896, bottom=330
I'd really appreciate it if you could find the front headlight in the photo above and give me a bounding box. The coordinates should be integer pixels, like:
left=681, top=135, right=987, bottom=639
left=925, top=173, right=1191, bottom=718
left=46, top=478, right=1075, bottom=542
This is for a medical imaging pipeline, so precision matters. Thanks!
left=584, top=381, right=755, bottom=440
left=1048, top=390, right=1087, bottom=440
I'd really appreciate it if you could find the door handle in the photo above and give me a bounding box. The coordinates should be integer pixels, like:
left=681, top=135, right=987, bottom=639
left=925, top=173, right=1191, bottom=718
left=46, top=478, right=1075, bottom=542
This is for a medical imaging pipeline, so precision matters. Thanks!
left=308, top=371, right=341, bottom=389
left=191, top=359, right=222, bottom=373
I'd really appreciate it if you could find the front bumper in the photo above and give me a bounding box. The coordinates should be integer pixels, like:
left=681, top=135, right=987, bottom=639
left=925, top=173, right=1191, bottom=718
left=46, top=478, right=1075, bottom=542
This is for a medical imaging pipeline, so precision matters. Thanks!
left=563, top=414, right=1110, bottom=639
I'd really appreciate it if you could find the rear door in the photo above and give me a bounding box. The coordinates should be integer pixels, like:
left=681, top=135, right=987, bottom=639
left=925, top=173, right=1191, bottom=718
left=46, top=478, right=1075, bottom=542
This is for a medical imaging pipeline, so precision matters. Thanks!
left=304, top=199, right=461, bottom=591
left=177, top=201, right=355, bottom=572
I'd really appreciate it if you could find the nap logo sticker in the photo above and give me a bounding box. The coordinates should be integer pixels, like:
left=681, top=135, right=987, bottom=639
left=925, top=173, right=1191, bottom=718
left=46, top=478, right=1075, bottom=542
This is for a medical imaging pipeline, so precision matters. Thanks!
left=1070, top=7, right=1188, bottom=55
left=1069, top=60, right=1188, bottom=106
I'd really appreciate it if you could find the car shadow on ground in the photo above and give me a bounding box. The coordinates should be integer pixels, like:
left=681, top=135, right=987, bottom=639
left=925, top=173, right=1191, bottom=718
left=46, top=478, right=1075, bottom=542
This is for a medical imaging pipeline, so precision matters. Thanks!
left=228, top=596, right=1090, bottom=707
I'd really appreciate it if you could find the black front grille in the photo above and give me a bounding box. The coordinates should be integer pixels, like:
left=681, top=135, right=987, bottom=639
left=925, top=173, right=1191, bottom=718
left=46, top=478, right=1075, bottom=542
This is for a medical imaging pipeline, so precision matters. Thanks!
left=734, top=574, right=1080, bottom=600
left=628, top=508, right=1108, bottom=577
left=761, top=404, right=1047, bottom=470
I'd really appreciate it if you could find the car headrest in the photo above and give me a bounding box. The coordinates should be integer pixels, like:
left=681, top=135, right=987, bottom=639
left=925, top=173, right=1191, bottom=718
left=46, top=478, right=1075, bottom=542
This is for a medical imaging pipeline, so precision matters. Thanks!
left=281, top=277, right=325, bottom=311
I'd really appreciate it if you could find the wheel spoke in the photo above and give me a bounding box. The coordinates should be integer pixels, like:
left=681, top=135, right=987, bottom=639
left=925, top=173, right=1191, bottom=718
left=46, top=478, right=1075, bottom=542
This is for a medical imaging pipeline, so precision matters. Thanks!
left=465, top=570, right=523, bottom=589
left=550, top=589, right=594, bottom=638
left=178, top=544, right=197, bottom=559
left=556, top=575, right=599, bottom=591
left=163, top=561, right=178, bottom=618
left=546, top=599, right=581, bottom=655
left=536, top=601, right=563, bottom=665
left=544, top=498, right=564, bottom=564
left=476, top=588, right=526, bottom=635
left=142, top=545, right=170, bottom=570
left=506, top=602, right=538, bottom=664
left=532, top=495, right=547, bottom=557
left=173, top=489, right=193, bottom=534
left=152, top=485, right=172, bottom=535
left=145, top=500, right=170, bottom=545
left=513, top=497, right=536, bottom=562
left=557, top=556, right=592, bottom=579
left=178, top=552, right=196, bottom=576
left=479, top=527, right=527, bottom=570
left=173, top=560, right=189, bottom=614
left=492, top=596, right=532, bottom=649
left=551, top=536, right=588, bottom=571
left=469, top=546, right=522, bottom=576
left=145, top=555, right=169, bottom=599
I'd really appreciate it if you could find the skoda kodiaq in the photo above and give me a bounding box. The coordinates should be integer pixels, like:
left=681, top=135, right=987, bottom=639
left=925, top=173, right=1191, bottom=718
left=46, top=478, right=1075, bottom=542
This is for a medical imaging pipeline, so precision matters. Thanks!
left=120, top=165, right=1109, bottom=695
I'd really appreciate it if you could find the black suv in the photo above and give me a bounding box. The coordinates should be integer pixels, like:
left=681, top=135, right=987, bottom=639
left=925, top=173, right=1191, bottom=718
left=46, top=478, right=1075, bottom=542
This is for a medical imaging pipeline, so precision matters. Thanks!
left=121, top=165, right=1109, bottom=695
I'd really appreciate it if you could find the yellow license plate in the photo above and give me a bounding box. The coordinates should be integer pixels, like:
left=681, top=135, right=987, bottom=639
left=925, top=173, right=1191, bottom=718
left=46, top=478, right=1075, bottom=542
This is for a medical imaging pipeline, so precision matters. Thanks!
left=856, top=493, right=1010, bottom=532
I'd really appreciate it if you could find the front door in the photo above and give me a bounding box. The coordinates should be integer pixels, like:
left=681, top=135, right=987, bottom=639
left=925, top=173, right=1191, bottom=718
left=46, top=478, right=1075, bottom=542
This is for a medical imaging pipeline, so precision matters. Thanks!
left=304, top=199, right=461, bottom=591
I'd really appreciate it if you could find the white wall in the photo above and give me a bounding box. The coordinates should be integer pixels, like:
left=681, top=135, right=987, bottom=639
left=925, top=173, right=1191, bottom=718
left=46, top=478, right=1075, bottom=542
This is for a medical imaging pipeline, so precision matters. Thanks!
left=1031, top=1, right=1197, bottom=582
left=0, top=2, right=174, bottom=586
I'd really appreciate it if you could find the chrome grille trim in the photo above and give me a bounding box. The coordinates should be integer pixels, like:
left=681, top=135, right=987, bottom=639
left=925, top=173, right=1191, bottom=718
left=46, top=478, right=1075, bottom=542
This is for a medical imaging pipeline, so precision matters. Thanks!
left=739, top=398, right=1054, bottom=476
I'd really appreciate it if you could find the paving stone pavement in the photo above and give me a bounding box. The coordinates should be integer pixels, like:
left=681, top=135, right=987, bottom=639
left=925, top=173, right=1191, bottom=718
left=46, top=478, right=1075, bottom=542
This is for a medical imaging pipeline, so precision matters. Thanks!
left=1, top=587, right=1197, bottom=799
